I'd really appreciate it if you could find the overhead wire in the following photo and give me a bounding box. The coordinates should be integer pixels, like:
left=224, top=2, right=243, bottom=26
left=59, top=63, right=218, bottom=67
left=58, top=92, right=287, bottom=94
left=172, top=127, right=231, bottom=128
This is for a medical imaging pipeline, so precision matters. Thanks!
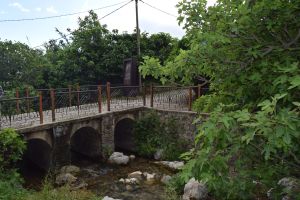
left=32, top=0, right=133, bottom=49
left=139, top=0, right=177, bottom=18
left=0, top=0, right=129, bottom=23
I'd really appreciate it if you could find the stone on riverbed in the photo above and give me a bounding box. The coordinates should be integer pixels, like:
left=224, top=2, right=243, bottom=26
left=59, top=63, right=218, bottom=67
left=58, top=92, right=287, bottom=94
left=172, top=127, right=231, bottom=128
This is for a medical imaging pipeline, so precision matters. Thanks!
left=128, top=171, right=143, bottom=180
left=161, top=174, right=172, bottom=184
left=129, top=155, right=136, bottom=161
left=60, top=165, right=80, bottom=175
left=103, top=196, right=122, bottom=200
left=108, top=152, right=130, bottom=165
left=183, top=178, right=208, bottom=200
left=55, top=173, right=77, bottom=186
left=154, top=161, right=184, bottom=170
left=143, top=172, right=156, bottom=184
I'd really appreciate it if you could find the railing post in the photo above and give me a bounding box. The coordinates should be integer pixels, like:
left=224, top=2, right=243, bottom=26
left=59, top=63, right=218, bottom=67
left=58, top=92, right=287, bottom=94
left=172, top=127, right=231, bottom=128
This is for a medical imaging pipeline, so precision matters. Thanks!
left=98, top=85, right=102, bottom=113
left=150, top=84, right=154, bottom=108
left=16, top=88, right=20, bottom=113
left=188, top=87, right=192, bottom=111
left=50, top=88, right=55, bottom=122
left=143, top=84, right=146, bottom=106
left=39, top=92, right=43, bottom=124
left=106, top=82, right=111, bottom=111
left=68, top=85, right=72, bottom=107
left=26, top=87, right=30, bottom=112
left=198, top=84, right=201, bottom=98
left=76, top=85, right=80, bottom=112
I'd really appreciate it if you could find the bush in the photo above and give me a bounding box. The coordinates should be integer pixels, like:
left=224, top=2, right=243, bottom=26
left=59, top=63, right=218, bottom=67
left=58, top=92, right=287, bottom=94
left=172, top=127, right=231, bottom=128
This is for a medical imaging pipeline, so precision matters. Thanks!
left=21, top=181, right=101, bottom=200
left=0, top=128, right=26, bottom=171
left=133, top=111, right=188, bottom=160
left=0, top=171, right=27, bottom=200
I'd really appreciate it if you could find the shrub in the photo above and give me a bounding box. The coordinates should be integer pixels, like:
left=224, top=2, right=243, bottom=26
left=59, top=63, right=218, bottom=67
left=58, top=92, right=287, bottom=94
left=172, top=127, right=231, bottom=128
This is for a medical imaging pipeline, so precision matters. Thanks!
left=21, top=182, right=102, bottom=200
left=133, top=111, right=188, bottom=160
left=0, top=128, right=26, bottom=171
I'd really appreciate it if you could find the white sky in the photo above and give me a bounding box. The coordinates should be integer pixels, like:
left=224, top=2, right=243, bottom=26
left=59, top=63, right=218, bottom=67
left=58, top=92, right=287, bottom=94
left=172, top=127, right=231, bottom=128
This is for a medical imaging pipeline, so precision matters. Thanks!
left=0, top=0, right=216, bottom=48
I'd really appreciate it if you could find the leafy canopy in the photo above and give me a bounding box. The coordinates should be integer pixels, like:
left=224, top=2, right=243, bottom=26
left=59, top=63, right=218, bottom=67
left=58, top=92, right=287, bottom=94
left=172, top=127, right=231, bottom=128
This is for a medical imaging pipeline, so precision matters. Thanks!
left=140, top=0, right=300, bottom=199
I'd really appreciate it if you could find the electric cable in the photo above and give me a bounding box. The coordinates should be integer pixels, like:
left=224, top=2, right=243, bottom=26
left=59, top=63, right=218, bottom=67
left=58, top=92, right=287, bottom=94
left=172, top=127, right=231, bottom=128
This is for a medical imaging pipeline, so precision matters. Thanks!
left=139, top=0, right=177, bottom=18
left=0, top=0, right=129, bottom=23
left=32, top=0, right=133, bottom=49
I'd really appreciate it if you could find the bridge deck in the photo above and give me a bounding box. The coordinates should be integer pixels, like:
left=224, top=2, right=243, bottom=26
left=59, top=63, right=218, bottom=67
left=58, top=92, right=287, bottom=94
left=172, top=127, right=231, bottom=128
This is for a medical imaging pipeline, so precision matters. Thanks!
left=0, top=86, right=200, bottom=130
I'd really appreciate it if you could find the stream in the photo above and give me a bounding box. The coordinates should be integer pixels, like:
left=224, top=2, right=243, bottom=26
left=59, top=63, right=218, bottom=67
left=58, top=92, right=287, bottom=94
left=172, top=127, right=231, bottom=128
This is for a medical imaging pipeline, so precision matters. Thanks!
left=21, top=153, right=176, bottom=200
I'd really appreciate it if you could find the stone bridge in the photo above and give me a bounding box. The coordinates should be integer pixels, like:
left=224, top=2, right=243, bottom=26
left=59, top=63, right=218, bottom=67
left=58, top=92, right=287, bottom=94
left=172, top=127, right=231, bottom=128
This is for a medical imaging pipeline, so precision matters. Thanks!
left=18, top=106, right=198, bottom=171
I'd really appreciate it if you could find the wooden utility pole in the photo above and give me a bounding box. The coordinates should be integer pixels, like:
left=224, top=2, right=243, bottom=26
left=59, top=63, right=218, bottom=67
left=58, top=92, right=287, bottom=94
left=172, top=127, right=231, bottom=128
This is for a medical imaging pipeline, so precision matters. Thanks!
left=135, top=0, right=142, bottom=91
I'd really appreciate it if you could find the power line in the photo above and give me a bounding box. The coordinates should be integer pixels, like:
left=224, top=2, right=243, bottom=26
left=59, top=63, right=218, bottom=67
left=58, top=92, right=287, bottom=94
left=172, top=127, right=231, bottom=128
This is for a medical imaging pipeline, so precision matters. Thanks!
left=0, top=1, right=129, bottom=23
left=139, top=0, right=177, bottom=18
left=33, top=0, right=133, bottom=49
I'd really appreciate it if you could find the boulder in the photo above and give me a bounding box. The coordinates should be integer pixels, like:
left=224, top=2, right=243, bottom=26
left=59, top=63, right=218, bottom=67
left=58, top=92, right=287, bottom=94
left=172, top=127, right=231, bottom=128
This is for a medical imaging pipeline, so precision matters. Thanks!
left=55, top=173, right=77, bottom=186
left=161, top=174, right=172, bottom=184
left=108, top=152, right=130, bottom=165
left=128, top=171, right=143, bottom=181
left=103, top=196, right=122, bottom=200
left=125, top=178, right=140, bottom=185
left=143, top=172, right=156, bottom=184
left=183, top=178, right=208, bottom=200
left=129, top=155, right=136, bottom=161
left=277, top=177, right=300, bottom=200
left=154, top=149, right=164, bottom=160
left=154, top=161, right=184, bottom=170
left=70, top=181, right=88, bottom=190
left=60, top=165, right=80, bottom=175
left=81, top=168, right=100, bottom=177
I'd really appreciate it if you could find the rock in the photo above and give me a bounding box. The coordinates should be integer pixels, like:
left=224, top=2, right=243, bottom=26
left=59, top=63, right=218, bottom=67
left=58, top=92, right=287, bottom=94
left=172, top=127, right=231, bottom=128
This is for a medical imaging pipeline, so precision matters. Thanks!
left=154, top=161, right=184, bottom=170
left=60, top=165, right=80, bottom=175
left=154, top=149, right=164, bottom=160
left=129, top=155, right=136, bottom=161
left=143, top=172, right=156, bottom=184
left=55, top=173, right=77, bottom=186
left=161, top=174, right=172, bottom=184
left=128, top=171, right=143, bottom=181
left=278, top=177, right=299, bottom=191
left=182, top=178, right=208, bottom=200
left=82, top=168, right=100, bottom=177
left=119, top=178, right=125, bottom=183
left=103, top=196, right=122, bottom=200
left=277, top=177, right=300, bottom=200
left=108, top=152, right=130, bottom=165
left=126, top=184, right=134, bottom=191
left=71, top=181, right=88, bottom=190
left=125, top=178, right=140, bottom=185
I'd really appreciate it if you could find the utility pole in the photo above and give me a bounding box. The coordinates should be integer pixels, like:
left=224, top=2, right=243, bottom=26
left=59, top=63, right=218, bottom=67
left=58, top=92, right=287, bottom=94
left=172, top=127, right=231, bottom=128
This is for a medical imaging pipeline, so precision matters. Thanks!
left=135, top=0, right=142, bottom=91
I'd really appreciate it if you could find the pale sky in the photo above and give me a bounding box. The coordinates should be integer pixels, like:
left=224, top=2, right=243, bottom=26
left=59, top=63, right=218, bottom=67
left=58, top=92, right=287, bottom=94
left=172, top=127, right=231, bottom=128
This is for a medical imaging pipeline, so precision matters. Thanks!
left=0, top=0, right=216, bottom=48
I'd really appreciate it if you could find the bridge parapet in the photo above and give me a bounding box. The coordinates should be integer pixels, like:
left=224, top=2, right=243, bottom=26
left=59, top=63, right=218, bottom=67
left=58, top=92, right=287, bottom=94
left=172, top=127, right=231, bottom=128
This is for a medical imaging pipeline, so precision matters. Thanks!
left=0, top=84, right=205, bottom=130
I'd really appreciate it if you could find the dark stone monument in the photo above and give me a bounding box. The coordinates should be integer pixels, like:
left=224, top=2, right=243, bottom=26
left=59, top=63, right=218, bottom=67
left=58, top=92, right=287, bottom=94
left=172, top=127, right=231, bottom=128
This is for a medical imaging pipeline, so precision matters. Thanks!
left=123, top=58, right=138, bottom=86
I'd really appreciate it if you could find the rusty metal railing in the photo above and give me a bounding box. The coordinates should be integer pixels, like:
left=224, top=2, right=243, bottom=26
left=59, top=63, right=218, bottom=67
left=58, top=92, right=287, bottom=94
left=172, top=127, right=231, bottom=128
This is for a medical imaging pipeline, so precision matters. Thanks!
left=0, top=83, right=202, bottom=130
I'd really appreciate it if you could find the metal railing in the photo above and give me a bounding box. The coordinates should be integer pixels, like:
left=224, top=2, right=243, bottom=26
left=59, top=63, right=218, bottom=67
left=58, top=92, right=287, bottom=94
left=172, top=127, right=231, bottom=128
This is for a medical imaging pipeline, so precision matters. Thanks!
left=0, top=83, right=204, bottom=130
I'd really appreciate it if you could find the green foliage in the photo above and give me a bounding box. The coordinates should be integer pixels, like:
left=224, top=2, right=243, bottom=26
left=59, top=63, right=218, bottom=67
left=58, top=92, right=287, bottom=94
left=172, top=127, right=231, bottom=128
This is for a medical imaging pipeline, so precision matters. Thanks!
left=21, top=181, right=101, bottom=200
left=140, top=0, right=300, bottom=198
left=0, top=128, right=26, bottom=170
left=133, top=111, right=188, bottom=160
left=0, top=170, right=28, bottom=200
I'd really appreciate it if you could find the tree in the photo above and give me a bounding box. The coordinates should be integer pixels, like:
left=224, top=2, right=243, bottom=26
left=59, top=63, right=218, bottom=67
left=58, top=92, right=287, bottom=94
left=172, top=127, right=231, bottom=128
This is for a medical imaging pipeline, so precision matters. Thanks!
left=140, top=0, right=300, bottom=199
left=0, top=40, right=47, bottom=89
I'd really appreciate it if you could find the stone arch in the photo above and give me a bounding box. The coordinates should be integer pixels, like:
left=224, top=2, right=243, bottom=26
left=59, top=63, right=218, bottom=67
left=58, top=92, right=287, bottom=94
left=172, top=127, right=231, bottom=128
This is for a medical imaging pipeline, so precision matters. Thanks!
left=114, top=117, right=135, bottom=152
left=70, top=126, right=102, bottom=159
left=22, top=138, right=52, bottom=172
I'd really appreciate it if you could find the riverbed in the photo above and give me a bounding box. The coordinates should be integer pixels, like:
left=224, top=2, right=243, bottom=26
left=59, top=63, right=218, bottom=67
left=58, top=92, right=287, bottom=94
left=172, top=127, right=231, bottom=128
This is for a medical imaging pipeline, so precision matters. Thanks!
left=22, top=155, right=176, bottom=200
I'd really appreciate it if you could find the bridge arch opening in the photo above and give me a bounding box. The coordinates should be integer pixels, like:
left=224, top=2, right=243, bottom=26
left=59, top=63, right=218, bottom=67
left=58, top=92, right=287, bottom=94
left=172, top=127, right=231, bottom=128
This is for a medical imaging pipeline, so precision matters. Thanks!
left=70, top=127, right=102, bottom=161
left=19, top=138, right=52, bottom=186
left=114, top=118, right=135, bottom=152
